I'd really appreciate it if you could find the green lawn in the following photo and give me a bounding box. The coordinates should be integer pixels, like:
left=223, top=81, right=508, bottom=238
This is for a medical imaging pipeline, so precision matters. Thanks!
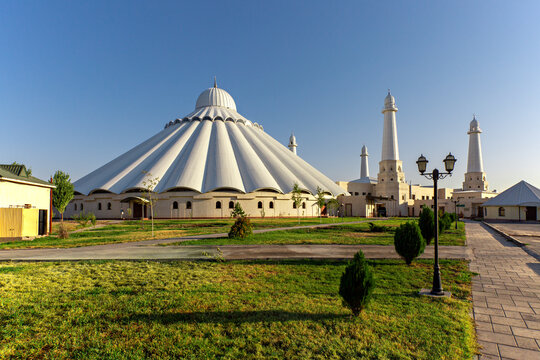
left=0, top=259, right=476, bottom=359
left=0, top=217, right=369, bottom=249
left=173, top=219, right=466, bottom=246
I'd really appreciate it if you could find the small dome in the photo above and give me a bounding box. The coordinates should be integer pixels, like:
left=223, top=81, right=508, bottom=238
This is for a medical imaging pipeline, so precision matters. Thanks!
left=384, top=91, right=395, bottom=107
left=195, top=87, right=237, bottom=111
left=289, top=133, right=296, bottom=144
left=469, top=115, right=481, bottom=132
left=361, top=145, right=368, bottom=156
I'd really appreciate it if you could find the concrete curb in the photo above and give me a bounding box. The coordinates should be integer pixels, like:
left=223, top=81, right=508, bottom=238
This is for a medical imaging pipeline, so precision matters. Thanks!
left=481, top=221, right=525, bottom=246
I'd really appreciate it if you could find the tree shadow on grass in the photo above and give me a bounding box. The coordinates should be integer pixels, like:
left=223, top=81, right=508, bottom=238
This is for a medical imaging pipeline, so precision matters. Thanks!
left=121, top=310, right=349, bottom=325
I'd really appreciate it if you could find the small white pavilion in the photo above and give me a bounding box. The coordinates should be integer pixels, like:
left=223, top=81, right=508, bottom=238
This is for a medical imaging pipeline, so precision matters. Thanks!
left=482, top=181, right=540, bottom=221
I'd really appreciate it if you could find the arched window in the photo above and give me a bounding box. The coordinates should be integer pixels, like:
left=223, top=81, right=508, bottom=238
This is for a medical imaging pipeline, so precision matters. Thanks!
left=269, top=201, right=274, bottom=209
left=216, top=201, right=221, bottom=209
left=293, top=202, right=297, bottom=209
left=74, top=204, right=77, bottom=211
left=302, top=202, right=306, bottom=209
left=186, top=201, right=192, bottom=210
left=98, top=203, right=102, bottom=210
left=172, top=201, right=178, bottom=210
left=498, top=207, right=505, bottom=216
left=80, top=204, right=84, bottom=211
left=258, top=201, right=263, bottom=209
left=229, top=201, right=234, bottom=209
left=107, top=202, right=111, bottom=210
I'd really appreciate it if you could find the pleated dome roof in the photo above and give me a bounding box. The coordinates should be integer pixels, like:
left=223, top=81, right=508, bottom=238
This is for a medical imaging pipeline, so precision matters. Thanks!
left=73, top=85, right=347, bottom=196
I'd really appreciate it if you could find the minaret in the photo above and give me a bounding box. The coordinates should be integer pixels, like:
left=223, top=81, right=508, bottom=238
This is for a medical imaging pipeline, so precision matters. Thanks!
left=463, top=116, right=488, bottom=191
left=377, top=91, right=405, bottom=185
left=360, top=145, right=369, bottom=179
left=288, top=133, right=297, bottom=154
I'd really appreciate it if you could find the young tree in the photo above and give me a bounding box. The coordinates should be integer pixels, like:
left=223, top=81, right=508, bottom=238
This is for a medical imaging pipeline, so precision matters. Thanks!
left=230, top=202, right=246, bottom=218
left=339, top=250, right=375, bottom=316
left=418, top=206, right=435, bottom=245
left=52, top=170, right=74, bottom=222
left=141, top=171, right=160, bottom=238
left=291, top=182, right=303, bottom=224
left=327, top=197, right=340, bottom=221
left=394, top=221, right=426, bottom=265
left=316, top=186, right=326, bottom=223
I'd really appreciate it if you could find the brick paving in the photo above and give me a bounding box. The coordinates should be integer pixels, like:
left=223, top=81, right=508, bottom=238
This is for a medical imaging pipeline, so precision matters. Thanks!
left=467, top=221, right=540, bottom=359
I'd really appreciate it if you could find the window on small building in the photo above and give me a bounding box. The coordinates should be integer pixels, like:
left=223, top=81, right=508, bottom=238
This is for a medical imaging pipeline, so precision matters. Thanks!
left=498, top=207, right=505, bottom=216
left=107, top=202, right=111, bottom=210
left=293, top=203, right=297, bottom=209
left=402, top=195, right=405, bottom=200
left=412, top=195, right=416, bottom=200
left=81, top=204, right=84, bottom=211
left=355, top=192, right=359, bottom=196
left=186, top=201, right=192, bottom=210
left=229, top=201, right=234, bottom=209
left=98, top=203, right=102, bottom=210
left=362, top=192, right=366, bottom=196
left=172, top=201, right=178, bottom=210
left=390, top=195, right=394, bottom=199
left=74, top=204, right=77, bottom=211
left=269, top=201, right=274, bottom=209
left=258, top=201, right=263, bottom=209
left=216, top=201, right=221, bottom=209
left=302, top=202, right=306, bottom=209
left=390, top=178, right=393, bottom=181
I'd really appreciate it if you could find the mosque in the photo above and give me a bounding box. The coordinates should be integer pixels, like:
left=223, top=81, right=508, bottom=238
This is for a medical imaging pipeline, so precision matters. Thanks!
left=336, top=93, right=497, bottom=217
left=65, top=82, right=347, bottom=219
left=65, top=83, right=496, bottom=219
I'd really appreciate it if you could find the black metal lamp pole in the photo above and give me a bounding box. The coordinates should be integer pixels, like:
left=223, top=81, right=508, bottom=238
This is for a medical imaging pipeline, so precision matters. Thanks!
left=416, top=153, right=457, bottom=296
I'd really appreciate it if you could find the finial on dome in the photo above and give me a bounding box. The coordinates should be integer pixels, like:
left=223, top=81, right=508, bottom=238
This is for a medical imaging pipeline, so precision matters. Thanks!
left=213, top=76, right=217, bottom=88
left=387, top=89, right=391, bottom=95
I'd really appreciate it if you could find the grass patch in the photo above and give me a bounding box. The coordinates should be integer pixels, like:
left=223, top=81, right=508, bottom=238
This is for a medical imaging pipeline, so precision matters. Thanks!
left=174, top=219, right=465, bottom=246
left=0, top=259, right=476, bottom=359
left=0, top=217, right=368, bottom=249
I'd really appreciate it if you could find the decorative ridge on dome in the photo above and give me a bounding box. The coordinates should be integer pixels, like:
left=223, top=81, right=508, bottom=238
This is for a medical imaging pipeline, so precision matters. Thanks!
left=195, top=82, right=237, bottom=111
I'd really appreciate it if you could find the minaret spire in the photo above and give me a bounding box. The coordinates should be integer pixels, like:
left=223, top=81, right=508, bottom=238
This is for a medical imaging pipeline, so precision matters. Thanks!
left=381, top=90, right=399, bottom=160
left=463, top=115, right=488, bottom=190
left=288, top=132, right=297, bottom=154
left=213, top=76, right=217, bottom=88
left=360, top=145, right=369, bottom=179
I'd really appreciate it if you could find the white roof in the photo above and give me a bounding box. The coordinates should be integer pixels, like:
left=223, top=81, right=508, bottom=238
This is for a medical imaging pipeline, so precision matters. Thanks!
left=482, top=181, right=540, bottom=207
left=74, top=86, right=347, bottom=197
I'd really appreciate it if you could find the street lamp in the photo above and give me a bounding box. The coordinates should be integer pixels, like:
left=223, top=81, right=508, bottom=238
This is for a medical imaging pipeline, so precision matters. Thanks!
left=416, top=153, right=456, bottom=296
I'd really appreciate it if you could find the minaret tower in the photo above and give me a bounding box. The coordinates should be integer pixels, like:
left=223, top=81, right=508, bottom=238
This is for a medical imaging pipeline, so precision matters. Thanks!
left=376, top=91, right=409, bottom=216
left=377, top=91, right=405, bottom=185
left=463, top=116, right=488, bottom=191
left=360, top=145, right=369, bottom=179
left=288, top=133, right=297, bottom=154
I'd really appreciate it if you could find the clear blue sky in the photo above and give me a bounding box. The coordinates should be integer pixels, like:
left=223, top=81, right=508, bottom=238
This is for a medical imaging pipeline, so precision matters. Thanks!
left=1, top=1, right=539, bottom=192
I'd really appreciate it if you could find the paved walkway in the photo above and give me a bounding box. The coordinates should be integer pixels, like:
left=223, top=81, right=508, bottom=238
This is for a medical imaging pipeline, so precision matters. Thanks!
left=485, top=222, right=540, bottom=259
left=467, top=221, right=540, bottom=359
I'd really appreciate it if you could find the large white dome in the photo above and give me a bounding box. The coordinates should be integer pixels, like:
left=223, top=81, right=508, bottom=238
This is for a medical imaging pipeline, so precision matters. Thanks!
left=73, top=86, right=346, bottom=197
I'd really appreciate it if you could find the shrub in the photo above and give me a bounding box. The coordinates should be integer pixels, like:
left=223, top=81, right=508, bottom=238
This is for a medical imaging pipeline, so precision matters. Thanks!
left=230, top=202, right=246, bottom=218
left=339, top=250, right=375, bottom=316
left=228, top=216, right=253, bottom=239
left=57, top=223, right=69, bottom=239
left=394, top=222, right=426, bottom=265
left=89, top=212, right=97, bottom=226
left=439, top=212, right=452, bottom=232
left=418, top=206, right=435, bottom=245
left=368, top=222, right=387, bottom=232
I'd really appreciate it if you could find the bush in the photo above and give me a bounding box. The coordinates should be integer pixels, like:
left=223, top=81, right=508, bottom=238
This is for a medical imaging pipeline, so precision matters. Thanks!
left=230, top=202, right=246, bottom=218
left=57, top=223, right=69, bottom=239
left=89, top=212, right=97, bottom=226
left=439, top=212, right=452, bottom=232
left=228, top=216, right=253, bottom=239
left=418, top=206, right=435, bottom=245
left=339, top=250, right=375, bottom=316
left=72, top=212, right=97, bottom=228
left=394, top=222, right=426, bottom=265
left=368, top=222, right=387, bottom=232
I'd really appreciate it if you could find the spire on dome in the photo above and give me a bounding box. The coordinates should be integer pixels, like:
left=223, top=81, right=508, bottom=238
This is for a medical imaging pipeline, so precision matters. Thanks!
left=213, top=76, right=217, bottom=88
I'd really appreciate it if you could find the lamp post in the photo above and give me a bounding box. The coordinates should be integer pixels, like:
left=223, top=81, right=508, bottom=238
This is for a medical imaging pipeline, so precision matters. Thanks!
left=416, top=153, right=457, bottom=296
left=451, top=199, right=459, bottom=229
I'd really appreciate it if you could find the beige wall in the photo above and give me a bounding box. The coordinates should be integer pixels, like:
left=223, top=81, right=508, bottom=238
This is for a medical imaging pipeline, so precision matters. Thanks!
left=485, top=206, right=540, bottom=221
left=65, top=191, right=322, bottom=219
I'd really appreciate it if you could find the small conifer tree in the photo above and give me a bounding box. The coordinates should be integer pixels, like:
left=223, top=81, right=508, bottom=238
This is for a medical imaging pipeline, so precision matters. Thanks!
left=228, top=216, right=253, bottom=239
left=339, top=250, right=375, bottom=316
left=418, top=206, right=435, bottom=245
left=394, top=221, right=426, bottom=265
